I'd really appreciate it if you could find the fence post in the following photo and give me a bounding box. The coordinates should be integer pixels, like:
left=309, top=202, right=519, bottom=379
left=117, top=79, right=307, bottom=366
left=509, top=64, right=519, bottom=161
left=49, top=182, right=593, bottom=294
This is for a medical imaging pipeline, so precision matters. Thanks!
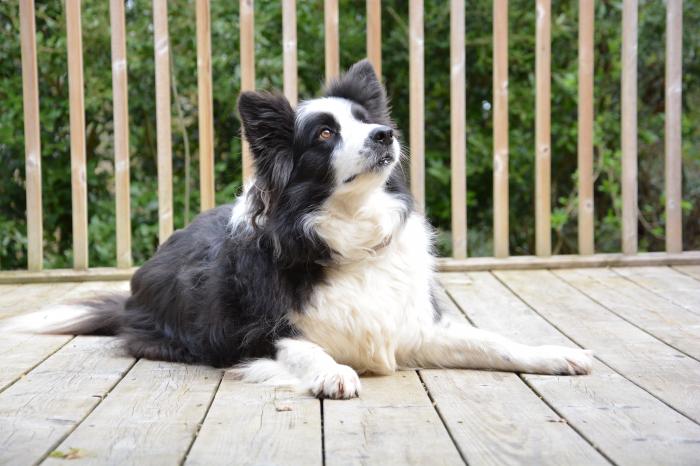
left=450, top=0, right=466, bottom=258
left=493, top=0, right=509, bottom=258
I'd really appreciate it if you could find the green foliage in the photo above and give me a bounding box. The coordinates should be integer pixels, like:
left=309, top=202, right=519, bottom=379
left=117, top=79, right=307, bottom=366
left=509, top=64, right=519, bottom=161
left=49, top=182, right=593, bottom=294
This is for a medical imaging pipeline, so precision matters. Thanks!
left=0, top=0, right=698, bottom=269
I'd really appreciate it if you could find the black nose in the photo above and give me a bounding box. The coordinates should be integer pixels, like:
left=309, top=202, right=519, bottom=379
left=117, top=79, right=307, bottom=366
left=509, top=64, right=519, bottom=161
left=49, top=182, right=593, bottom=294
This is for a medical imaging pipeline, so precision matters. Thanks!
left=370, top=126, right=394, bottom=146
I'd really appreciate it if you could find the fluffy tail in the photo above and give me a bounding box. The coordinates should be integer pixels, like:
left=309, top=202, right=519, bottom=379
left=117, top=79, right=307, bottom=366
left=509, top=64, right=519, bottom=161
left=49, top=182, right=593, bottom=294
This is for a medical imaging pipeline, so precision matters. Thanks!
left=0, top=294, right=127, bottom=336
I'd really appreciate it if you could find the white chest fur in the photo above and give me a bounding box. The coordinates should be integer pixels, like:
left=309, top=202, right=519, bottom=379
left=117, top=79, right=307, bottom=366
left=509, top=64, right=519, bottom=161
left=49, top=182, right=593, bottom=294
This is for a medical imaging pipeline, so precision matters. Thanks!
left=291, top=201, right=437, bottom=375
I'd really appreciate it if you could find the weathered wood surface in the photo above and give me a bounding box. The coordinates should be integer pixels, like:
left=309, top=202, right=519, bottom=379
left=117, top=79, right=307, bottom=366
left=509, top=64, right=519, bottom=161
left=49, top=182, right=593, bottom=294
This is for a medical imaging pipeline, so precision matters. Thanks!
left=555, top=267, right=700, bottom=359
left=442, top=271, right=700, bottom=465
left=615, top=266, right=700, bottom=316
left=44, top=360, right=221, bottom=465
left=495, top=269, right=700, bottom=423
left=675, top=265, right=700, bottom=281
left=0, top=337, right=134, bottom=466
left=324, top=371, right=464, bottom=466
left=186, top=374, right=322, bottom=466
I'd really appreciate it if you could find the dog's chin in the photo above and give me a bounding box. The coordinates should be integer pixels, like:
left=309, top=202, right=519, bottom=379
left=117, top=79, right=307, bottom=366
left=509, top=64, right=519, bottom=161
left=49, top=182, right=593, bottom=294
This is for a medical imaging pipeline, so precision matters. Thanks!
left=342, top=152, right=397, bottom=185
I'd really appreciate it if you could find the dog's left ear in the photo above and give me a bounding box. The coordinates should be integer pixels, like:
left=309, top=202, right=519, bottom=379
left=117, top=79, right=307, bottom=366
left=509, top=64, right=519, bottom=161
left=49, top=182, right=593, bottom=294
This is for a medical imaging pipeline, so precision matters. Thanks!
left=325, top=59, right=392, bottom=126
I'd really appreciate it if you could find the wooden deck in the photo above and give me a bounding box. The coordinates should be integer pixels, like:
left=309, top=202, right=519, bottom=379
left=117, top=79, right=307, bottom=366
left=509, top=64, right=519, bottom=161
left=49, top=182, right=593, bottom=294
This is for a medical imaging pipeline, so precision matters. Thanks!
left=1, top=266, right=699, bottom=465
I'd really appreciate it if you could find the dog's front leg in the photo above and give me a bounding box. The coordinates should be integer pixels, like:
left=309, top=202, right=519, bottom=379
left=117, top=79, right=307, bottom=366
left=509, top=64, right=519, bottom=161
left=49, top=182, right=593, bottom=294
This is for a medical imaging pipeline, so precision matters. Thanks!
left=413, top=319, right=593, bottom=375
left=276, top=338, right=361, bottom=399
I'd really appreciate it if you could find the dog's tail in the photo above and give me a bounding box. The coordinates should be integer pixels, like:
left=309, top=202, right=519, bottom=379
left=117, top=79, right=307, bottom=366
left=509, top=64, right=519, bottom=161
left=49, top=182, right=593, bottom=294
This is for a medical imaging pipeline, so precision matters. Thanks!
left=1, top=293, right=127, bottom=336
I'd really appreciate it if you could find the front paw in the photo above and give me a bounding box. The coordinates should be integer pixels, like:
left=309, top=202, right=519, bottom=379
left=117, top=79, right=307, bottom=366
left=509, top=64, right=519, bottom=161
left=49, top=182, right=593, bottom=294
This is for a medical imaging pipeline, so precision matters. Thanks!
left=533, top=346, right=594, bottom=375
left=308, top=364, right=361, bottom=399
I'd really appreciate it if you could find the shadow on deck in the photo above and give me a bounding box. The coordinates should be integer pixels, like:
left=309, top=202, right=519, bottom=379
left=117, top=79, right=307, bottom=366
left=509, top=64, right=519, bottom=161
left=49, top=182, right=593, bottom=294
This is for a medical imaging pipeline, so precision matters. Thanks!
left=1, top=265, right=699, bottom=465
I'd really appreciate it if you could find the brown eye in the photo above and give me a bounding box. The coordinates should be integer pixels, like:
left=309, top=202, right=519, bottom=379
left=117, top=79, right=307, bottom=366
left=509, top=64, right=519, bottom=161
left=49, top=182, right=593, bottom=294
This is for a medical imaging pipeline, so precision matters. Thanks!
left=319, top=128, right=333, bottom=141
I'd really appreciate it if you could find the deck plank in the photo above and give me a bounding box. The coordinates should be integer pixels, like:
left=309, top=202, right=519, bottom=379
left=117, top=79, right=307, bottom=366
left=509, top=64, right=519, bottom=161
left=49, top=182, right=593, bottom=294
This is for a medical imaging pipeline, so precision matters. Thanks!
left=0, top=282, right=82, bottom=319
left=442, top=272, right=700, bottom=465
left=614, top=266, right=700, bottom=316
left=555, top=268, right=700, bottom=359
left=0, top=337, right=134, bottom=466
left=674, top=265, right=700, bottom=281
left=494, top=269, right=700, bottom=423
left=0, top=333, right=71, bottom=392
left=324, top=370, right=464, bottom=466
left=185, top=373, right=322, bottom=466
left=43, top=360, right=222, bottom=465
left=421, top=284, right=606, bottom=465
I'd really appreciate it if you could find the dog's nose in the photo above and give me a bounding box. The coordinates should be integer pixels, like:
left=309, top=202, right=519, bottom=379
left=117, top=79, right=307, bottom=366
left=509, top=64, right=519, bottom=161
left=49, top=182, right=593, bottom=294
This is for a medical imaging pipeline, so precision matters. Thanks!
left=370, top=126, right=394, bottom=146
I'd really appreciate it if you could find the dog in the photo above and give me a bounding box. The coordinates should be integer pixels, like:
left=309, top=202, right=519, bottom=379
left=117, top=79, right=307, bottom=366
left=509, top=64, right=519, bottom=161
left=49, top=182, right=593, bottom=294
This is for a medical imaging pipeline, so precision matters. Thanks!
left=12, top=59, right=592, bottom=399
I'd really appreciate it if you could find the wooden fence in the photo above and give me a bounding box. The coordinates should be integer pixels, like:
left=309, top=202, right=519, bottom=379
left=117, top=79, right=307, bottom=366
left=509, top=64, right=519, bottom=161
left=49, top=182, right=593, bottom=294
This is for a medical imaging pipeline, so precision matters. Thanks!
left=6, top=0, right=697, bottom=283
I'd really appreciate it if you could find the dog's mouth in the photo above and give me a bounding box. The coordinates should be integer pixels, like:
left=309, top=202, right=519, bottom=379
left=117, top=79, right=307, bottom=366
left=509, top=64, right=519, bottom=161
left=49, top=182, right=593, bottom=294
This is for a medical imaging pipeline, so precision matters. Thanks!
left=343, top=153, right=396, bottom=184
left=376, top=154, right=394, bottom=167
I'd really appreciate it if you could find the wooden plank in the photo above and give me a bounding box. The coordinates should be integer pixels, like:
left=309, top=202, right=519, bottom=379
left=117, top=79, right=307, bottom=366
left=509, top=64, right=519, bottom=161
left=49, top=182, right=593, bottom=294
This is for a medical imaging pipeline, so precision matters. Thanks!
left=110, top=0, right=132, bottom=268
left=409, top=0, right=425, bottom=211
left=578, top=0, right=594, bottom=255
left=185, top=373, right=321, bottom=465
left=0, top=333, right=71, bottom=393
left=495, top=269, right=700, bottom=423
left=366, top=0, right=381, bottom=78
left=153, top=0, right=173, bottom=244
left=0, top=337, right=135, bottom=465
left=674, top=265, right=700, bottom=281
left=240, top=0, right=255, bottom=181
left=422, top=284, right=606, bottom=465
left=44, top=360, right=222, bottom=465
left=535, top=0, right=551, bottom=257
left=450, top=0, right=467, bottom=259
left=614, top=266, right=700, bottom=316
left=324, top=0, right=339, bottom=82
left=0, top=267, right=136, bottom=284
left=621, top=0, right=638, bottom=254
left=437, top=250, right=700, bottom=272
left=492, top=0, right=509, bottom=258
left=442, top=271, right=700, bottom=465
left=665, top=0, right=683, bottom=253
left=555, top=267, right=700, bottom=360
left=282, top=0, right=298, bottom=106
left=19, top=0, right=43, bottom=272
left=324, top=370, right=464, bottom=466
left=65, top=0, right=89, bottom=269
left=0, top=282, right=82, bottom=319
left=197, top=0, right=215, bottom=211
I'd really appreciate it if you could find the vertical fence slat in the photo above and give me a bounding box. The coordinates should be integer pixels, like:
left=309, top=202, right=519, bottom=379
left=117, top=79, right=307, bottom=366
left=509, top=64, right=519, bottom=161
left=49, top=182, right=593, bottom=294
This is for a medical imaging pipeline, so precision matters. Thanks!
left=450, top=0, right=466, bottom=259
left=282, top=0, right=298, bottom=106
left=665, top=0, right=683, bottom=253
left=324, top=0, right=339, bottom=82
left=578, top=0, right=594, bottom=255
left=240, top=0, right=255, bottom=181
left=110, top=0, right=131, bottom=268
left=535, top=0, right=551, bottom=257
left=409, top=0, right=425, bottom=211
left=66, top=0, right=89, bottom=269
left=367, top=0, right=381, bottom=77
left=197, top=0, right=215, bottom=211
left=153, top=0, right=173, bottom=244
left=19, top=0, right=43, bottom=272
left=493, top=0, right=509, bottom=258
left=621, top=0, right=638, bottom=255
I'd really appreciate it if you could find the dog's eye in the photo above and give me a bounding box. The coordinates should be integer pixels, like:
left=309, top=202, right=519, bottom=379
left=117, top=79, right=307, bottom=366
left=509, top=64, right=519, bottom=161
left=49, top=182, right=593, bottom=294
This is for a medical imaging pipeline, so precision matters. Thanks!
left=319, top=128, right=333, bottom=141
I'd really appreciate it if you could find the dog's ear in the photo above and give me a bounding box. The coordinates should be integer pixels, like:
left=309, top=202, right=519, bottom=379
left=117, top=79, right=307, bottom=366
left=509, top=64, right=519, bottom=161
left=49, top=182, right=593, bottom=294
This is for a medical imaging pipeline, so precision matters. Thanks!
left=324, top=59, right=392, bottom=126
left=237, top=91, right=295, bottom=223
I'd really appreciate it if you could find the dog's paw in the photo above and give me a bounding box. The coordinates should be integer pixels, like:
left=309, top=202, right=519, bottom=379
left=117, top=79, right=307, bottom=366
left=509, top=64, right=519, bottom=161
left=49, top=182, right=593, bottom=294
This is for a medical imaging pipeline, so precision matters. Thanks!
left=308, top=364, right=361, bottom=399
left=533, top=346, right=594, bottom=375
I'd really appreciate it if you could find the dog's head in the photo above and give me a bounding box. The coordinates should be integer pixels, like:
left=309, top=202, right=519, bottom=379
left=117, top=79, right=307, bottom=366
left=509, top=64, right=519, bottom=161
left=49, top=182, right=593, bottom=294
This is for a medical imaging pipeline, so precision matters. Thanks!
left=237, top=59, right=410, bottom=264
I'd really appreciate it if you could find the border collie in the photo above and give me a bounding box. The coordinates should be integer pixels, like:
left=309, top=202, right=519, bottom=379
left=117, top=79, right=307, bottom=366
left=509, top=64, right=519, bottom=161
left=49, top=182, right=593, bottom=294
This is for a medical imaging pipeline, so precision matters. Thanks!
left=13, top=60, right=592, bottom=399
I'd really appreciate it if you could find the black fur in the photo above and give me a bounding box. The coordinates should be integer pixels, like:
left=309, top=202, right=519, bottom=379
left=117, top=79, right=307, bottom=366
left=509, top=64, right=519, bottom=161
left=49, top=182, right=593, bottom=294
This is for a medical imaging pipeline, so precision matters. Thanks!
left=63, top=59, right=414, bottom=368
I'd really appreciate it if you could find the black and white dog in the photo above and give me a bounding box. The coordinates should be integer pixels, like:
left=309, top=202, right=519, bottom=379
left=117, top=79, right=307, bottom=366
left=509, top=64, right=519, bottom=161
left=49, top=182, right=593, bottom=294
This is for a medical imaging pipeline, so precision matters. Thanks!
left=16, top=60, right=592, bottom=399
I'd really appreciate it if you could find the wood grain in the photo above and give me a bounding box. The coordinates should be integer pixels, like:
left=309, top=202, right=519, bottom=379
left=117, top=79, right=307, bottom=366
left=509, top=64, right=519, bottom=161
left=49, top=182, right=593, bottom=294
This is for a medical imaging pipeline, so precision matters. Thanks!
left=186, top=373, right=322, bottom=465
left=493, top=0, right=509, bottom=258
left=366, top=0, right=382, bottom=78
left=577, top=0, right=595, bottom=255
left=197, top=0, right=215, bottom=211
left=450, top=0, right=467, bottom=259
left=66, top=0, right=89, bottom=269
left=240, top=0, right=255, bottom=181
left=0, top=337, right=134, bottom=465
left=45, top=359, right=221, bottom=465
left=674, top=265, right=700, bottom=281
left=282, top=0, right=298, bottom=106
left=19, top=0, right=43, bottom=272
left=110, top=0, right=132, bottom=268
left=153, top=0, right=173, bottom=244
left=495, top=269, right=700, bottom=423
left=535, top=0, right=551, bottom=257
left=621, top=0, right=638, bottom=254
left=614, top=266, right=700, bottom=317
left=324, top=0, right=339, bottom=82
left=443, top=271, right=700, bottom=465
left=409, top=0, right=425, bottom=211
